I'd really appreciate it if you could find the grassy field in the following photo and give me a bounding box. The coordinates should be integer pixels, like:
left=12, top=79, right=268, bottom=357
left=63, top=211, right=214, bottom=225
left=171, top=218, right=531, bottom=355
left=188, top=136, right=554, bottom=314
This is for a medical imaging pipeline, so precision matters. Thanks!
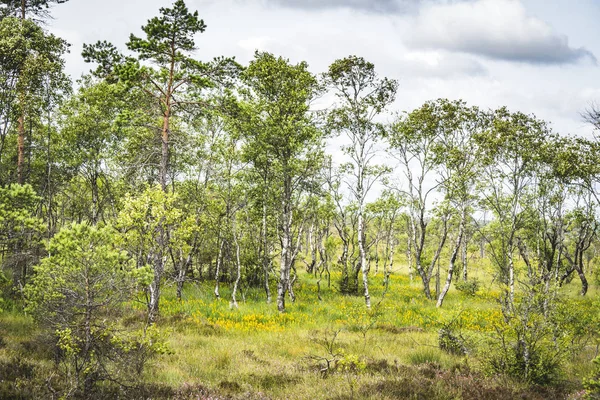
left=1, top=261, right=599, bottom=399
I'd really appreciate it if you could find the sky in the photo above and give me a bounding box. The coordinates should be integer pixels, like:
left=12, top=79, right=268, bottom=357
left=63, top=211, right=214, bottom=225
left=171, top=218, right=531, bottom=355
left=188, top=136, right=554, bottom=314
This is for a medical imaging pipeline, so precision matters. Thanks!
left=47, top=0, right=600, bottom=139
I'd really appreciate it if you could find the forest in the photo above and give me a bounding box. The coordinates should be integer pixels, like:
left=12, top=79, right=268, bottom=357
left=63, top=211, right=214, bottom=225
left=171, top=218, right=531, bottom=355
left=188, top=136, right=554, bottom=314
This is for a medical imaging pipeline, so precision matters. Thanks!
left=1, top=0, right=600, bottom=399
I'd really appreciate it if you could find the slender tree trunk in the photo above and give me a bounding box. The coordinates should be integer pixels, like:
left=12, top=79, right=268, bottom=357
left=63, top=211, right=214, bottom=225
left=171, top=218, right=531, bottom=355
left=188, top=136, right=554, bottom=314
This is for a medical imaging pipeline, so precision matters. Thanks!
left=316, top=230, right=327, bottom=300
left=262, top=200, right=272, bottom=303
left=461, top=231, right=468, bottom=281
left=358, top=209, right=371, bottom=308
left=176, top=249, right=193, bottom=301
left=45, top=121, right=53, bottom=235
left=214, top=238, right=225, bottom=299
left=16, top=3, right=26, bottom=184
left=91, top=170, right=99, bottom=225
left=84, top=268, right=93, bottom=396
left=508, top=254, right=515, bottom=305
left=148, top=250, right=164, bottom=324
left=17, top=109, right=25, bottom=184
left=374, top=235, right=380, bottom=274
left=575, top=257, right=588, bottom=296
left=384, top=236, right=394, bottom=291
left=230, top=221, right=242, bottom=309
left=160, top=109, right=170, bottom=191
left=176, top=265, right=185, bottom=300
left=277, top=174, right=293, bottom=312
left=415, top=257, right=431, bottom=299
left=340, top=238, right=349, bottom=286
left=407, top=232, right=413, bottom=281
left=437, top=210, right=465, bottom=307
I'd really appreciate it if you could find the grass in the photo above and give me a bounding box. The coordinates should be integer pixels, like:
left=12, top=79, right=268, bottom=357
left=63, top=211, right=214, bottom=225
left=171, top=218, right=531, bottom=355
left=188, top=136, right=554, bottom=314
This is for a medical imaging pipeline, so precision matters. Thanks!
left=1, top=257, right=598, bottom=399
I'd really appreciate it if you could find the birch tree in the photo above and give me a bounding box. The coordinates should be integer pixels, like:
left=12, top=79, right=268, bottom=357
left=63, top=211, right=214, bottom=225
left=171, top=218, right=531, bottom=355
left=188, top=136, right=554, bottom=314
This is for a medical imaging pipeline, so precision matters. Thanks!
left=238, top=51, right=324, bottom=312
left=388, top=102, right=447, bottom=300
left=324, top=56, right=398, bottom=308
left=430, top=100, right=485, bottom=307
left=475, top=108, right=549, bottom=305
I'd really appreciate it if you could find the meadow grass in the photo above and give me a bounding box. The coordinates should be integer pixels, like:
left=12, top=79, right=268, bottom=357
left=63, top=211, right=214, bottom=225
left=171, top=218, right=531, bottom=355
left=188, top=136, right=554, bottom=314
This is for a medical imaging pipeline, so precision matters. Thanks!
left=1, top=259, right=598, bottom=399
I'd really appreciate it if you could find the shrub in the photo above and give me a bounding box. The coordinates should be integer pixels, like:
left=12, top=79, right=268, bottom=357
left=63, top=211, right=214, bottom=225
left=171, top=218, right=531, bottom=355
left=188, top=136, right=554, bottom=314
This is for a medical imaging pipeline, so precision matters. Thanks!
left=24, top=223, right=162, bottom=397
left=483, top=285, right=582, bottom=385
left=438, top=324, right=468, bottom=356
left=584, top=356, right=600, bottom=398
left=455, top=278, right=480, bottom=296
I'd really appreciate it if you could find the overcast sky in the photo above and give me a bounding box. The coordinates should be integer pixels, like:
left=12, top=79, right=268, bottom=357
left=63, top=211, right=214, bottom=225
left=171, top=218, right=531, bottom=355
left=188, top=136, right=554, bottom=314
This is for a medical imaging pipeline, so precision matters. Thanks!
left=47, top=0, right=600, bottom=138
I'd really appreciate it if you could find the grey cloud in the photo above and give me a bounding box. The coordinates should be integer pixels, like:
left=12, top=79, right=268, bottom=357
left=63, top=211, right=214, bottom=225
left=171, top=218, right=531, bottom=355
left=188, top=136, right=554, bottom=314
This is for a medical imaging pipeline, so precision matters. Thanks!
left=404, top=0, right=597, bottom=65
left=452, top=37, right=596, bottom=65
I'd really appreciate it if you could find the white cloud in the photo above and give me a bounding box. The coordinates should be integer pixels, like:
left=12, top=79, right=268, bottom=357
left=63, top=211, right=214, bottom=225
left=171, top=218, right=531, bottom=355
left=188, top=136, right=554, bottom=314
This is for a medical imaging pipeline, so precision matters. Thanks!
left=264, top=0, right=410, bottom=14
left=404, top=0, right=596, bottom=65
left=393, top=50, right=487, bottom=78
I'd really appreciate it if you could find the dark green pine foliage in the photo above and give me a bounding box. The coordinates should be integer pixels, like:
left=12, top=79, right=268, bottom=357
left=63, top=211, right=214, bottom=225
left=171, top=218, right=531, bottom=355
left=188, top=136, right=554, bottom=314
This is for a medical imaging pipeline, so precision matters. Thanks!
left=0, top=0, right=69, bottom=20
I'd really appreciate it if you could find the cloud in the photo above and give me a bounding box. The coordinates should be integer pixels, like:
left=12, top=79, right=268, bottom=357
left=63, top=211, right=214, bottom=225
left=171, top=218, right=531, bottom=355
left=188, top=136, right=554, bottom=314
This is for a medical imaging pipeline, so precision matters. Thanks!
left=404, top=0, right=596, bottom=65
left=264, top=0, right=411, bottom=14
left=395, top=51, right=488, bottom=78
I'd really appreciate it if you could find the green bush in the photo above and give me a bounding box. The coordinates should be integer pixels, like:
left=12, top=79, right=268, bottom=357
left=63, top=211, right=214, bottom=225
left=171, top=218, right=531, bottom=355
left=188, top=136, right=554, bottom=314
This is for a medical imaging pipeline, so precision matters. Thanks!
left=24, top=223, right=161, bottom=397
left=455, top=278, right=480, bottom=296
left=438, top=324, right=468, bottom=356
left=483, top=286, right=582, bottom=385
left=584, top=356, right=600, bottom=398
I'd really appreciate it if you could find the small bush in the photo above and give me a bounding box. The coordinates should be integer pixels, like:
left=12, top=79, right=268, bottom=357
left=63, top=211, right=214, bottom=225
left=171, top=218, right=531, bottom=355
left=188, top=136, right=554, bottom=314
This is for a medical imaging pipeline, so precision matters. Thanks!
left=438, top=324, right=468, bottom=356
left=483, top=286, right=580, bottom=385
left=337, top=273, right=360, bottom=296
left=584, top=356, right=600, bottom=398
left=455, top=279, right=480, bottom=296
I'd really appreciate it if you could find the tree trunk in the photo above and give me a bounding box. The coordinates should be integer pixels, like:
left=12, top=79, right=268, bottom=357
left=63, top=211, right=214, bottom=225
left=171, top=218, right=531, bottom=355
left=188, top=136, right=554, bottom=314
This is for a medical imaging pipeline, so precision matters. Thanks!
left=160, top=109, right=170, bottom=191
left=259, top=164, right=272, bottom=303
left=407, top=233, right=413, bottom=281
left=437, top=211, right=465, bottom=307
left=508, top=254, right=515, bottom=305
left=17, top=112, right=25, bottom=184
left=575, top=257, right=588, bottom=296
left=262, top=201, right=272, bottom=303
left=461, top=231, right=468, bottom=281
left=91, top=170, right=99, bottom=225
left=148, top=250, right=164, bottom=324
left=214, top=238, right=224, bottom=299
left=356, top=165, right=371, bottom=308
left=230, top=221, right=242, bottom=309
left=16, top=4, right=25, bottom=184
left=384, top=237, right=394, bottom=291
left=277, top=174, right=293, bottom=312
left=358, top=211, right=371, bottom=308
left=176, top=250, right=193, bottom=301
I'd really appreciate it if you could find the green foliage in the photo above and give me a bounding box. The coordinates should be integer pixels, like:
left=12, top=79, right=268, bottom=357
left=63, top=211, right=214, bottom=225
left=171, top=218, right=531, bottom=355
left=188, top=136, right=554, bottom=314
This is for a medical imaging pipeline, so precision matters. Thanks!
left=0, top=184, right=43, bottom=240
left=0, top=184, right=44, bottom=290
left=24, top=223, right=159, bottom=396
left=484, top=285, right=586, bottom=385
left=127, top=0, right=205, bottom=63
left=117, top=186, right=197, bottom=272
left=0, top=15, right=70, bottom=112
left=239, top=51, right=323, bottom=167
left=0, top=0, right=69, bottom=20
left=455, top=278, right=480, bottom=297
left=438, top=323, right=469, bottom=356
left=584, top=356, right=600, bottom=398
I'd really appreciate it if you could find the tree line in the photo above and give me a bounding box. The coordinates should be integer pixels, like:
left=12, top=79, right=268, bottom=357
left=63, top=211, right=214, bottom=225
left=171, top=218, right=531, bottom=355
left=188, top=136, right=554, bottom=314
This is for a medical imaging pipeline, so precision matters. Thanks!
left=2, top=0, right=600, bottom=393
